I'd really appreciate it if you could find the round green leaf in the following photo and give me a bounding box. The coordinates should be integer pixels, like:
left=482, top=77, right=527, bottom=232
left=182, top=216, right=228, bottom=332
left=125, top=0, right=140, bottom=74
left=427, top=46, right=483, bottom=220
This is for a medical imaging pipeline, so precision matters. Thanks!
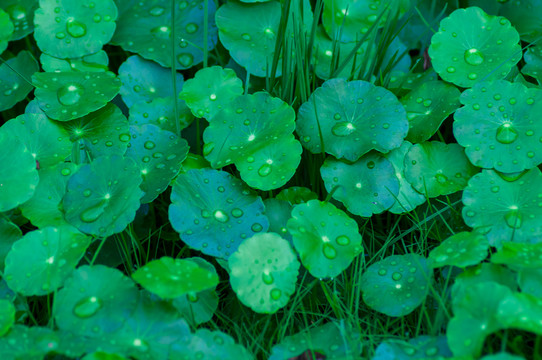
left=269, top=321, right=362, bottom=360
left=54, top=265, right=139, bottom=336
left=297, top=78, right=408, bottom=161
left=2, top=0, right=38, bottom=41
left=287, top=200, right=363, bottom=279
left=0, top=132, right=39, bottom=212
left=41, top=50, right=109, bottom=72
left=19, top=162, right=79, bottom=228
left=320, top=153, right=400, bottom=217
left=518, top=268, right=542, bottom=299
left=33, top=71, right=121, bottom=121
left=0, top=218, right=21, bottom=270
left=0, top=50, right=39, bottom=112
left=169, top=168, right=269, bottom=259
left=171, top=257, right=219, bottom=325
left=0, top=299, right=15, bottom=337
left=216, top=1, right=281, bottom=77
left=462, top=168, right=542, bottom=247
left=229, top=233, right=300, bottom=313
left=125, top=124, right=189, bottom=203
left=522, top=45, right=542, bottom=84
left=453, top=80, right=542, bottom=173
left=112, top=0, right=217, bottom=69
left=0, top=113, right=71, bottom=168
left=170, top=328, right=253, bottom=360
left=404, top=141, right=479, bottom=198
left=276, top=186, right=318, bottom=205
left=118, top=55, right=184, bottom=108
left=0, top=9, right=13, bottom=55
left=452, top=263, right=518, bottom=302
left=63, top=155, right=143, bottom=237
left=203, top=92, right=300, bottom=190
left=428, top=7, right=521, bottom=88
left=61, top=103, right=130, bottom=159
left=491, top=242, right=542, bottom=270
left=383, top=141, right=426, bottom=214
left=34, top=0, right=117, bottom=58
left=373, top=335, right=452, bottom=360
left=0, top=325, right=59, bottom=359
left=429, top=231, right=489, bottom=268
left=497, top=292, right=542, bottom=336
left=180, top=66, right=244, bottom=120
left=401, top=80, right=461, bottom=143
left=107, top=292, right=191, bottom=360
left=132, top=256, right=219, bottom=299
left=4, top=225, right=90, bottom=296
left=361, top=253, right=432, bottom=317
left=129, top=96, right=193, bottom=133
left=264, top=198, right=293, bottom=242
left=499, top=0, right=542, bottom=43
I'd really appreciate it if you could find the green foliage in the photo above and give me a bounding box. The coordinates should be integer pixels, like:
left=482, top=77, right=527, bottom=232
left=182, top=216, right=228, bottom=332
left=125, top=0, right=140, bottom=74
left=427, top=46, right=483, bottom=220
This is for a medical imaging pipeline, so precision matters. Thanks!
left=2, top=0, right=542, bottom=358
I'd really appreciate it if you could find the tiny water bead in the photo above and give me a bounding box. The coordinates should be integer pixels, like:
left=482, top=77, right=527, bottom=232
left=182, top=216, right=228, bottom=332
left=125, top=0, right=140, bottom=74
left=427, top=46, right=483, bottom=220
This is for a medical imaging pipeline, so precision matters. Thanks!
left=270, top=288, right=282, bottom=300
left=57, top=84, right=83, bottom=106
left=177, top=53, right=194, bottom=67
left=464, top=48, right=485, bottom=66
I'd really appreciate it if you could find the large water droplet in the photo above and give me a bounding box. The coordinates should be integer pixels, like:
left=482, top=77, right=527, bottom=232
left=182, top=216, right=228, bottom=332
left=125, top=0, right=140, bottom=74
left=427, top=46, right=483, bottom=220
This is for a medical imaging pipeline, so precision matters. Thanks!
left=258, top=163, right=272, bottom=177
left=73, top=296, right=102, bottom=318
left=392, top=272, right=402, bottom=281
left=144, top=141, right=155, bottom=150
left=262, top=272, right=274, bottom=284
left=435, top=173, right=448, bottom=184
left=177, top=53, right=194, bottom=67
left=322, top=243, right=337, bottom=259
left=203, top=142, right=215, bottom=156
left=464, top=48, right=485, bottom=66
left=496, top=123, right=518, bottom=144
left=66, top=19, right=87, bottom=38
left=149, top=6, right=165, bottom=16
left=504, top=209, right=522, bottom=229
left=231, top=208, right=244, bottom=218
left=185, top=23, right=198, bottom=34
left=213, top=210, right=229, bottom=223
left=331, top=121, right=356, bottom=137
left=270, top=288, right=282, bottom=300
left=335, top=235, right=350, bottom=246
left=151, top=25, right=171, bottom=39
left=57, top=84, right=83, bottom=106
left=79, top=201, right=106, bottom=223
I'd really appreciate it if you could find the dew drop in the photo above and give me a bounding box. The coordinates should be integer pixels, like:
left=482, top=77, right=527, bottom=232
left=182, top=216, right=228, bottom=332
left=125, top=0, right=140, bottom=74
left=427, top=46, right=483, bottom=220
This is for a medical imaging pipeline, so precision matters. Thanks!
left=435, top=173, right=448, bottom=184
left=149, top=6, right=165, bottom=16
left=241, top=33, right=251, bottom=41
left=66, top=19, right=87, bottom=38
left=61, top=168, right=71, bottom=176
left=144, top=141, right=155, bottom=150
left=80, top=202, right=106, bottom=223
left=331, top=122, right=356, bottom=137
left=496, top=123, right=518, bottom=144
left=270, top=288, right=282, bottom=300
left=262, top=272, right=274, bottom=285
left=464, top=48, right=485, bottom=65
left=177, top=53, right=193, bottom=67
left=446, top=66, right=456, bottom=73
left=335, top=235, right=350, bottom=246
left=251, top=223, right=263, bottom=232
left=378, top=269, right=387, bottom=276
left=468, top=73, right=478, bottom=80
left=201, top=209, right=211, bottom=218
left=185, top=23, right=198, bottom=34
left=203, top=142, right=215, bottom=156
left=322, top=243, right=337, bottom=259
left=504, top=210, right=522, bottom=229
left=258, top=163, right=272, bottom=177
left=57, top=84, right=83, bottom=106
left=213, top=210, right=229, bottom=223
left=392, top=272, right=402, bottom=281
left=73, top=296, right=102, bottom=318
left=231, top=208, right=244, bottom=218
left=367, top=161, right=375, bottom=169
